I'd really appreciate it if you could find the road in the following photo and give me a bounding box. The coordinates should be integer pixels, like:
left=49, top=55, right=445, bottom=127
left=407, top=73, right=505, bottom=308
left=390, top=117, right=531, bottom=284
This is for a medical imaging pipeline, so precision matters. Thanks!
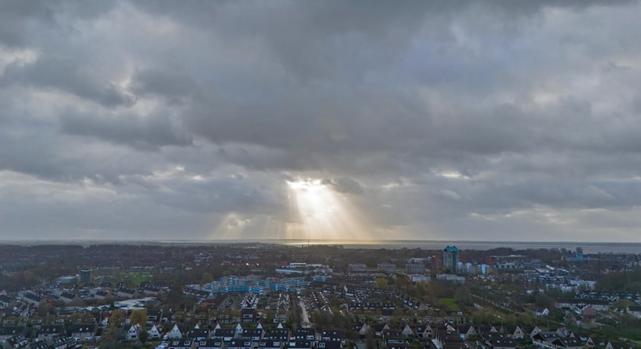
left=299, top=299, right=311, bottom=328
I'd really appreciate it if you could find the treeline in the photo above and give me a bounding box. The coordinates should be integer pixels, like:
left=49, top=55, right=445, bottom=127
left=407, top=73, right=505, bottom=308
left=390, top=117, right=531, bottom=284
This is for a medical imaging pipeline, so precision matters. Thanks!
left=596, top=268, right=641, bottom=293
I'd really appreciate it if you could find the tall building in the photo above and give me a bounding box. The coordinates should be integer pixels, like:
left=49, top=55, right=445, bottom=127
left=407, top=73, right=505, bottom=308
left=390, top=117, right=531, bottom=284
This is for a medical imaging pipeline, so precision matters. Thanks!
left=80, top=269, right=91, bottom=283
left=443, top=246, right=459, bottom=272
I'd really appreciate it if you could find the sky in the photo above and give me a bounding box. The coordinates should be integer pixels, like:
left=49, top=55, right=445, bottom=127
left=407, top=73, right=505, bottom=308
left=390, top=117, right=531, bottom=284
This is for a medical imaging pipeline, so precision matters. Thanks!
left=1, top=1, right=641, bottom=242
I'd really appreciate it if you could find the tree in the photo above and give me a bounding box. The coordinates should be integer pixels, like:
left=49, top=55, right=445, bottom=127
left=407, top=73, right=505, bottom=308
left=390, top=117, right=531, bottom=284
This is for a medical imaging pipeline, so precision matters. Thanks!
left=366, top=329, right=377, bottom=349
left=139, top=330, right=149, bottom=344
left=109, top=310, right=126, bottom=328
left=613, top=299, right=631, bottom=311
left=375, top=278, right=388, bottom=289
left=534, top=293, right=556, bottom=310
left=454, top=287, right=473, bottom=306
left=200, top=273, right=214, bottom=285
left=130, top=310, right=148, bottom=326
left=395, top=274, right=411, bottom=290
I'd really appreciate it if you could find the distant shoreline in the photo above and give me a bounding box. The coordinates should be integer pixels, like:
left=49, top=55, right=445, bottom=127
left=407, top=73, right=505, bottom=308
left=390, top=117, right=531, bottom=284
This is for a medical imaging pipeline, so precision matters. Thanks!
left=0, top=238, right=639, bottom=254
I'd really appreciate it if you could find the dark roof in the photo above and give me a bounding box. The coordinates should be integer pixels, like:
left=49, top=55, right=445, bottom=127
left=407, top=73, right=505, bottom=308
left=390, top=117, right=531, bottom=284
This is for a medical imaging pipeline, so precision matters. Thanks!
left=195, top=339, right=224, bottom=348
left=29, top=342, right=50, bottom=349
left=60, top=292, right=75, bottom=299
left=169, top=339, right=194, bottom=348
left=37, top=325, right=64, bottom=335
left=72, top=324, right=96, bottom=333
left=317, top=341, right=341, bottom=349
left=214, top=329, right=236, bottom=337
left=296, top=328, right=315, bottom=336
left=491, top=338, right=516, bottom=348
left=242, top=329, right=263, bottom=336
left=187, top=329, right=210, bottom=338
left=23, top=292, right=42, bottom=302
left=228, top=339, right=254, bottom=348
left=0, top=327, right=25, bottom=336
left=256, top=339, right=283, bottom=348
left=288, top=340, right=313, bottom=349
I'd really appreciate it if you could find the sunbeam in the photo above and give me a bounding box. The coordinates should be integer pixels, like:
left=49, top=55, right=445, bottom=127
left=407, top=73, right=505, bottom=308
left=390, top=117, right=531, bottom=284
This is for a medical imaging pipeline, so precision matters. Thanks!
left=286, top=178, right=376, bottom=240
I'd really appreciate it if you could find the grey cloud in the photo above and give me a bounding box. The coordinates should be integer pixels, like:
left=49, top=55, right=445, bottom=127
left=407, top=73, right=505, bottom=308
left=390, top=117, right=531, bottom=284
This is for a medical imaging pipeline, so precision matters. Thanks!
left=0, top=0, right=640, bottom=241
left=322, top=177, right=364, bottom=195
left=1, top=56, right=133, bottom=107
left=129, top=68, right=202, bottom=103
left=60, top=110, right=193, bottom=151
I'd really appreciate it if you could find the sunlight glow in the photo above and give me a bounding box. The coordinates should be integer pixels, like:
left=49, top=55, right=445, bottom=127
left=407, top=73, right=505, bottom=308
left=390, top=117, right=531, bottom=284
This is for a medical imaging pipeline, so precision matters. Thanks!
left=286, top=178, right=376, bottom=240
left=210, top=179, right=380, bottom=240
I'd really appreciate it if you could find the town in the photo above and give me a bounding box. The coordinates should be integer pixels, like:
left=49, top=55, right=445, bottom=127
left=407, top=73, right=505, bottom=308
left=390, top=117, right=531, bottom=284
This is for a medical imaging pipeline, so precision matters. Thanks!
left=0, top=243, right=639, bottom=349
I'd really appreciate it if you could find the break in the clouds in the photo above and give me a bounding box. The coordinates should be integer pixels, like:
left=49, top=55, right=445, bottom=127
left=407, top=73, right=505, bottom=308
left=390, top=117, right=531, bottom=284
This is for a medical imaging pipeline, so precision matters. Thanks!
left=1, top=0, right=641, bottom=242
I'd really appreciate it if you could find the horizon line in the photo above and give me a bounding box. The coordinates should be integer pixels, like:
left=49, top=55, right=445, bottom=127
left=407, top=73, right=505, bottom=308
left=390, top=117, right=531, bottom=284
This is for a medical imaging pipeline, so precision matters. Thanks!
left=0, top=238, right=639, bottom=245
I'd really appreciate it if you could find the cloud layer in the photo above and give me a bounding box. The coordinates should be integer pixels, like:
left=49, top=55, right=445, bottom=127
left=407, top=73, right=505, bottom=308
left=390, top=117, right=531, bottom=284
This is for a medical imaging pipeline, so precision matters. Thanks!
left=1, top=0, right=641, bottom=241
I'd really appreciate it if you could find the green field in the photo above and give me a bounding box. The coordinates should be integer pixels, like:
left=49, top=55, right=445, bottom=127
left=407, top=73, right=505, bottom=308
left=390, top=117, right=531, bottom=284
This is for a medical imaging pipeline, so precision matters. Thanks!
left=441, top=298, right=461, bottom=311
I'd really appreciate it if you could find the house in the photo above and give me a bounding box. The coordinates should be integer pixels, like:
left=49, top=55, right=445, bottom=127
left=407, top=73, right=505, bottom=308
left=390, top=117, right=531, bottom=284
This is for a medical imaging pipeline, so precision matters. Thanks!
left=257, top=339, right=284, bottom=349
left=288, top=340, right=313, bottom=349
left=170, top=324, right=184, bottom=339
left=6, top=334, right=28, bottom=348
left=50, top=335, right=78, bottom=349
left=228, top=339, right=253, bottom=349
left=295, top=328, right=316, bottom=341
left=374, top=324, right=391, bottom=337
left=457, top=325, right=476, bottom=339
left=321, top=330, right=342, bottom=342
left=559, top=338, right=585, bottom=349
left=60, top=292, right=77, bottom=303
left=126, top=324, right=143, bottom=341
left=148, top=324, right=163, bottom=339
left=142, top=287, right=162, bottom=296
left=168, top=339, right=195, bottom=349
left=534, top=308, right=550, bottom=317
left=523, top=326, right=542, bottom=338
left=532, top=332, right=563, bottom=349
left=195, top=339, right=224, bottom=349
left=0, top=327, right=26, bottom=342
left=71, top=324, right=96, bottom=341
left=477, top=325, right=498, bottom=334
left=0, top=295, right=11, bottom=309
left=354, top=324, right=370, bottom=336
left=501, top=325, right=524, bottom=339
left=606, top=341, right=635, bottom=349
left=384, top=338, right=409, bottom=349
left=241, top=309, right=257, bottom=322
left=22, top=292, right=42, bottom=307
left=28, top=342, right=50, bottom=349
left=401, top=325, right=414, bottom=337
left=148, top=309, right=163, bottom=322
left=266, top=329, right=289, bottom=341
left=187, top=328, right=210, bottom=341
left=242, top=329, right=263, bottom=341
left=582, top=306, right=597, bottom=318
left=481, top=332, right=507, bottom=346
left=117, top=288, right=138, bottom=299
left=214, top=329, right=236, bottom=342
left=491, top=338, right=517, bottom=349
left=37, top=325, right=65, bottom=341
left=318, top=341, right=342, bottom=349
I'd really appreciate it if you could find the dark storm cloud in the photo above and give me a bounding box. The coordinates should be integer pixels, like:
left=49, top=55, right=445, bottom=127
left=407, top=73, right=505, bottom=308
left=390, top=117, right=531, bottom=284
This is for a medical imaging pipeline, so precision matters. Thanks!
left=0, top=0, right=640, bottom=241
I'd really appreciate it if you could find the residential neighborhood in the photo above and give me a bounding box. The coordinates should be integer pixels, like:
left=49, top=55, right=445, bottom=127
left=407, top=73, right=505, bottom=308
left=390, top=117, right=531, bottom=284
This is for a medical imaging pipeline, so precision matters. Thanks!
left=0, top=244, right=639, bottom=349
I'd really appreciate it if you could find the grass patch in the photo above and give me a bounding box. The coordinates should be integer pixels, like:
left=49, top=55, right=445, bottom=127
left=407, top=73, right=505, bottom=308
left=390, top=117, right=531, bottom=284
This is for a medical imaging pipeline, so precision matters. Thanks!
left=441, top=298, right=461, bottom=311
